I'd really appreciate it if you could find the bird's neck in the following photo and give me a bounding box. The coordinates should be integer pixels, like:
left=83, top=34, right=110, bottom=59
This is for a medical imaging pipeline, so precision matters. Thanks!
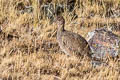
left=58, top=24, right=65, bottom=32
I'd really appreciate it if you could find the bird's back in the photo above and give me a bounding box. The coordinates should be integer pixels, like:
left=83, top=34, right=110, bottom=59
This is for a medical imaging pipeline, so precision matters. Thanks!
left=57, top=30, right=91, bottom=57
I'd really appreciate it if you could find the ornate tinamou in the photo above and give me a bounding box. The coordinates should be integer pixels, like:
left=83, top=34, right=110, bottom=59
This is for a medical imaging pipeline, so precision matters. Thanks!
left=55, top=16, right=92, bottom=58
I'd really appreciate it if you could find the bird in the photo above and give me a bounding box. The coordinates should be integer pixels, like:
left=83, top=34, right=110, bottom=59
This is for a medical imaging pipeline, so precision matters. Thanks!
left=54, top=16, right=92, bottom=59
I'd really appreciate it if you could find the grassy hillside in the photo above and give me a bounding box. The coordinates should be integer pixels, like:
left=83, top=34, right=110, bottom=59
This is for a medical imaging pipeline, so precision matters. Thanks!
left=0, top=0, right=120, bottom=80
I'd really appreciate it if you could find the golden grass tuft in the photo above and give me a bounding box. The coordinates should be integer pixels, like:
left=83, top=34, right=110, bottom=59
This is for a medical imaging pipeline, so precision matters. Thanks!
left=0, top=0, right=120, bottom=80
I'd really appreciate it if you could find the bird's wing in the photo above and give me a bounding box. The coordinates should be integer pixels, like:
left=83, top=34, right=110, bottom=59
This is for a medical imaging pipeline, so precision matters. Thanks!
left=61, top=31, right=88, bottom=51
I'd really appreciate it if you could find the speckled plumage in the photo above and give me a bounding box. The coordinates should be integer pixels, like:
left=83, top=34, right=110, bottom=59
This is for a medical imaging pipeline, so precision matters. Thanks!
left=55, top=16, right=92, bottom=58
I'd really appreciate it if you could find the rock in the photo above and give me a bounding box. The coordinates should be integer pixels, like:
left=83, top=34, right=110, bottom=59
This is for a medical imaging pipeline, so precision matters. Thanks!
left=108, top=23, right=120, bottom=32
left=41, top=1, right=77, bottom=23
left=15, top=2, right=33, bottom=14
left=41, top=3, right=55, bottom=20
left=91, top=60, right=108, bottom=67
left=87, top=28, right=120, bottom=60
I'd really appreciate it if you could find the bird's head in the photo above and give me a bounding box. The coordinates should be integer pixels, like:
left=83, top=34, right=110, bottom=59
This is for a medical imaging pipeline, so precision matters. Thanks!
left=54, top=16, right=65, bottom=27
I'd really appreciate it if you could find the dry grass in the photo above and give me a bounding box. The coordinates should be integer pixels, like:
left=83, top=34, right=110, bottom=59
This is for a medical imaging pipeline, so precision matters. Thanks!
left=0, top=0, right=120, bottom=80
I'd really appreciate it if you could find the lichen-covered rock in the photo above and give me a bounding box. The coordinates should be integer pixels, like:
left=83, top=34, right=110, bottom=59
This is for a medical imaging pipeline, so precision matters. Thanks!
left=15, top=2, right=33, bottom=14
left=41, top=1, right=77, bottom=22
left=87, top=28, right=120, bottom=60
